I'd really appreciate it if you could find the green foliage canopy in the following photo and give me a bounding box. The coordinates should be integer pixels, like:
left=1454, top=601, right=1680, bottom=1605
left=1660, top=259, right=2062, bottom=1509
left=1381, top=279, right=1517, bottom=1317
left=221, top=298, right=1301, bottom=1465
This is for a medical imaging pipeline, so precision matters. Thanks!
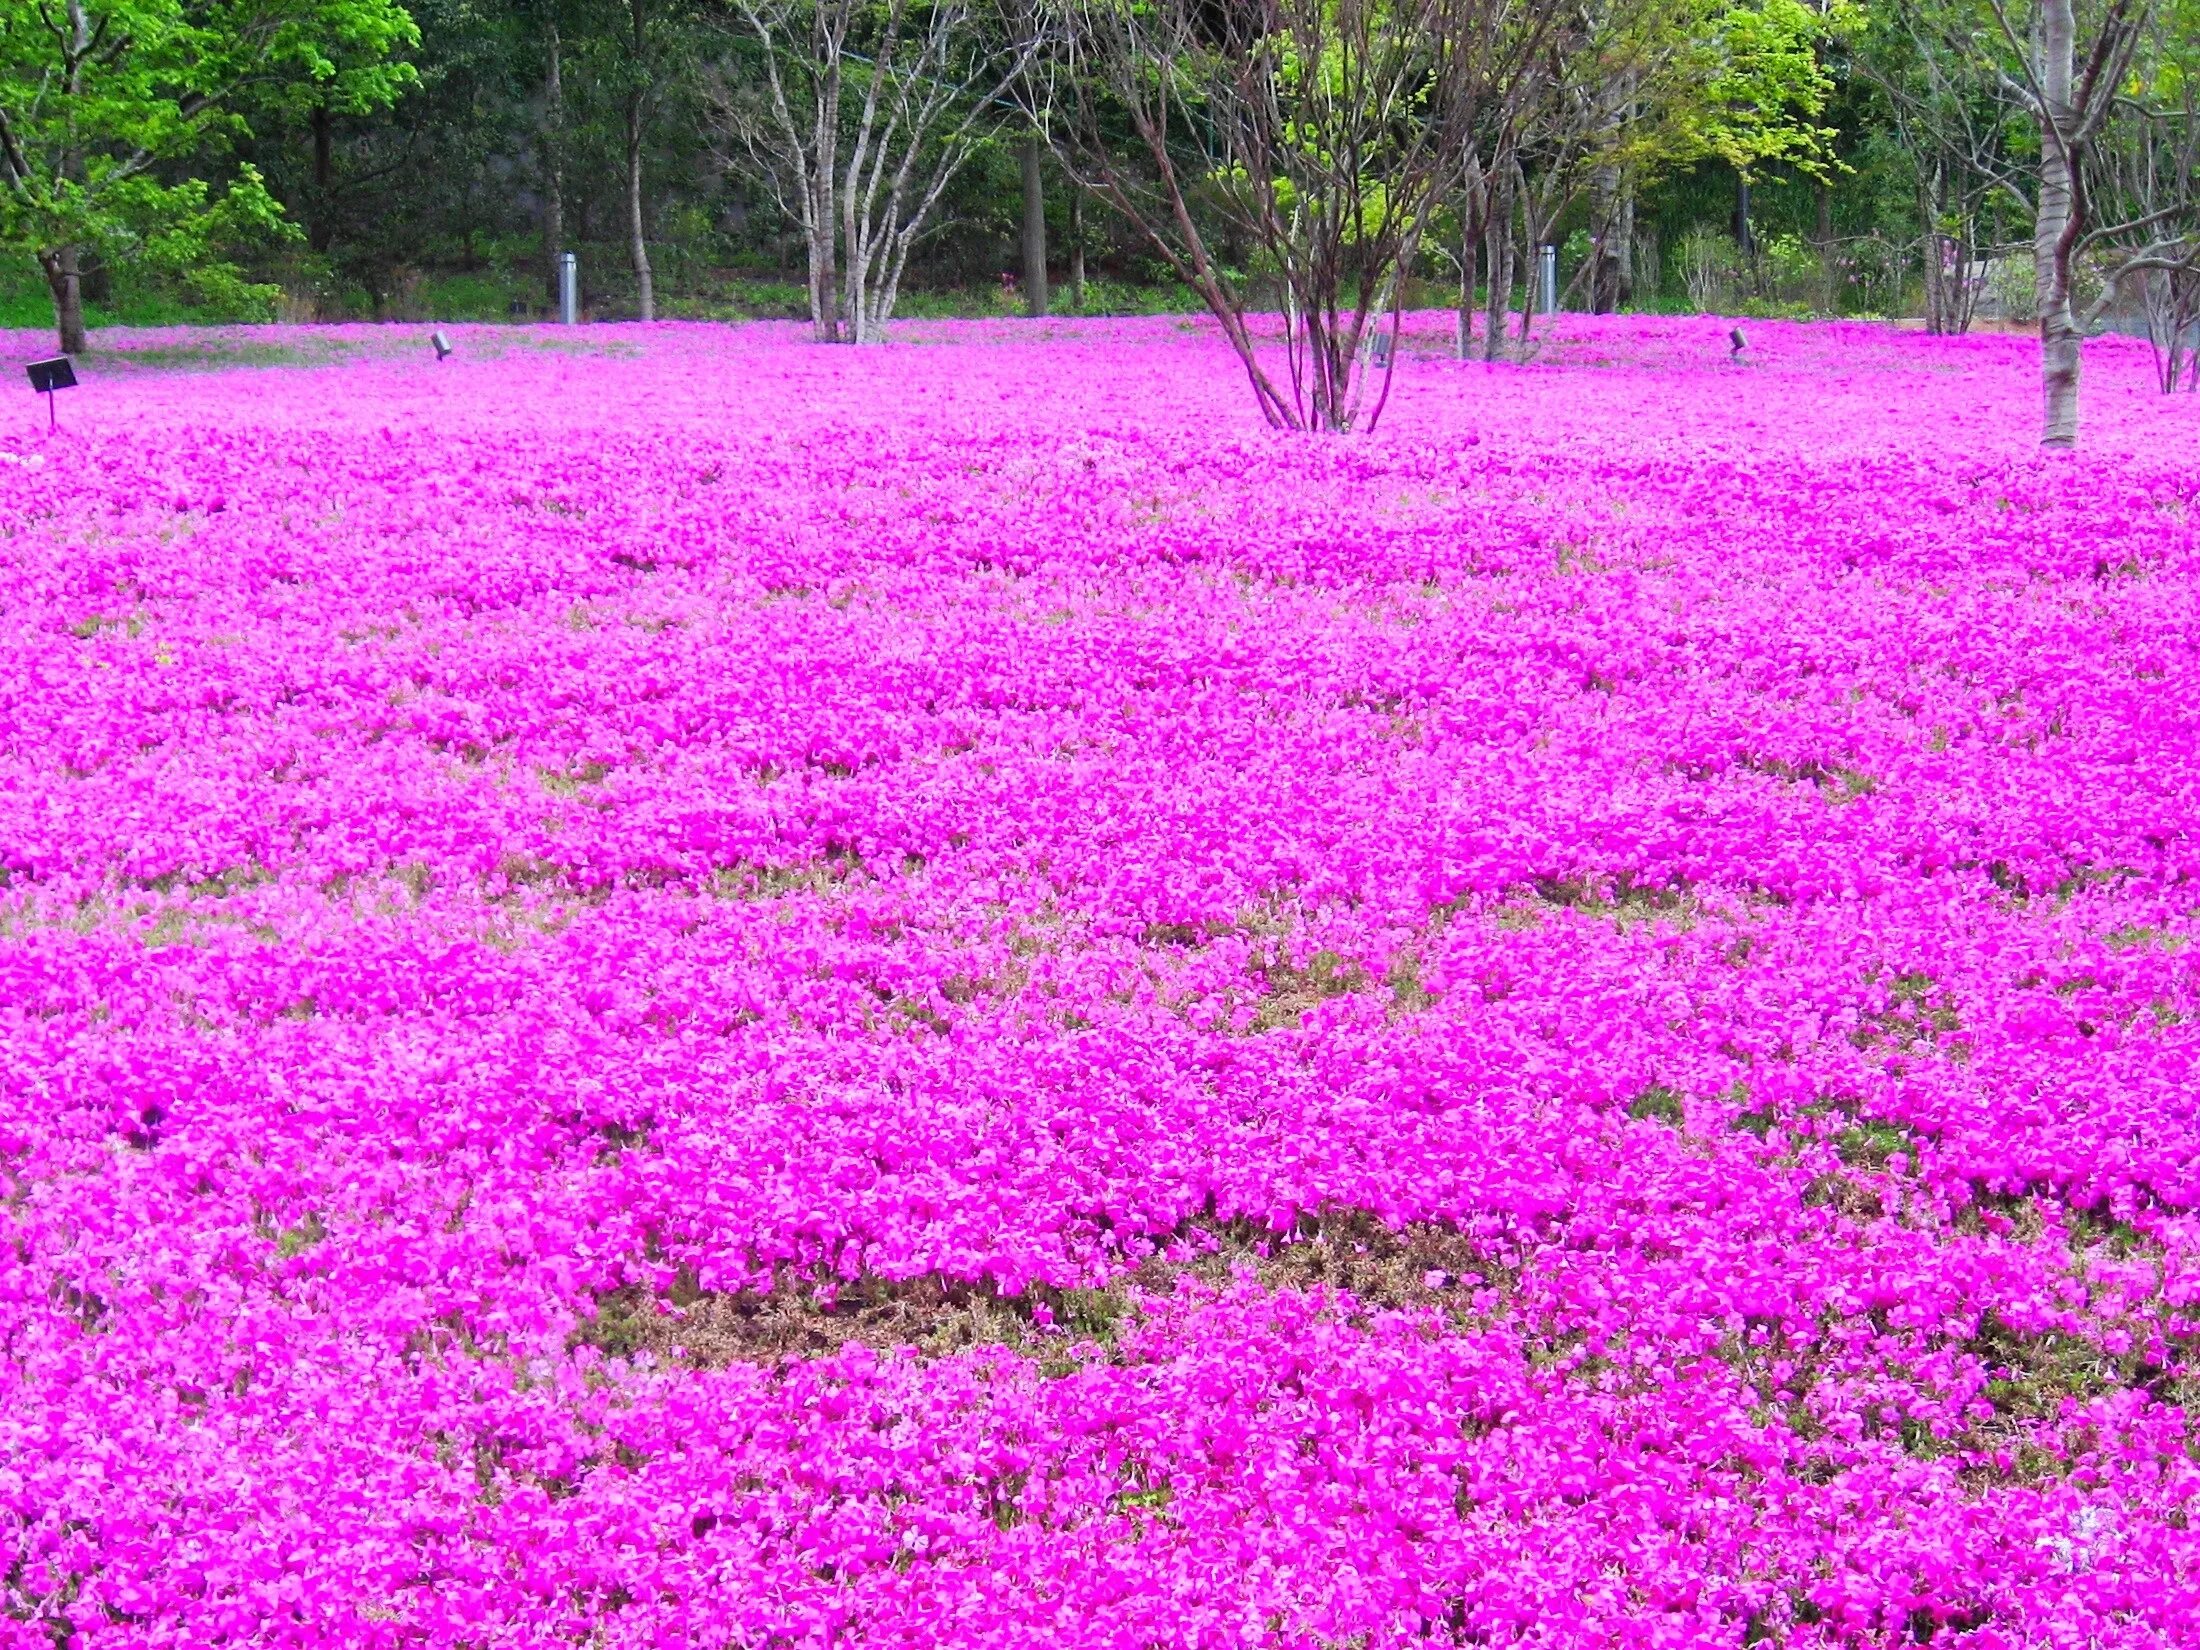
left=0, top=0, right=418, bottom=306
left=1630, top=0, right=1853, bottom=182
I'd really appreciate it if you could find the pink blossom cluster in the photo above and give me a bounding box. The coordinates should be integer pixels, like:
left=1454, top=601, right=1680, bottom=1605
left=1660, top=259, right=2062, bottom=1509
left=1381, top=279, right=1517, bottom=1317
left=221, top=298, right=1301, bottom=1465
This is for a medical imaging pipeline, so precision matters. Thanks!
left=4, top=314, right=2200, bottom=1646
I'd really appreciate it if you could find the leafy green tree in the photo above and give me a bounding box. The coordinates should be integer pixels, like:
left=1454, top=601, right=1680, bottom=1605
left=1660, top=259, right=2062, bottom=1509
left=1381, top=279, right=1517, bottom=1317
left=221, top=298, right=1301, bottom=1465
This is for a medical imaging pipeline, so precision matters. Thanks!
left=246, top=0, right=537, bottom=313
left=569, top=0, right=698, bottom=321
left=1455, top=0, right=1846, bottom=355
left=0, top=0, right=418, bottom=349
left=1678, top=0, right=1849, bottom=178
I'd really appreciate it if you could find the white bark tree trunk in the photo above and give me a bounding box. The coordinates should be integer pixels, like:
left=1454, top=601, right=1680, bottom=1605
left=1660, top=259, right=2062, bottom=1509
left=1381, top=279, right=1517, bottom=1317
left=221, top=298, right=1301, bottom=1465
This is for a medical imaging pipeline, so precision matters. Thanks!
left=718, top=0, right=1036, bottom=346
left=809, top=34, right=842, bottom=341
left=2035, top=0, right=2081, bottom=447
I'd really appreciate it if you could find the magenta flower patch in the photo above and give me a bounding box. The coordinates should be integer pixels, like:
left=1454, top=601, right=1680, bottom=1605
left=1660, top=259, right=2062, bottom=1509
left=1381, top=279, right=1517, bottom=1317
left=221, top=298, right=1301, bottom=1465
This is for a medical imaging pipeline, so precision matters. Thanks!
left=2, top=314, right=2198, bottom=1647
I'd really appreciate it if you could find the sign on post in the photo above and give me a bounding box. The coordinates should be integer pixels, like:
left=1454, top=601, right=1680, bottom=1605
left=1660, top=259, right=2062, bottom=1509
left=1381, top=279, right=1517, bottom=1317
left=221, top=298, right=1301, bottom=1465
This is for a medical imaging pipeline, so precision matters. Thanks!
left=25, top=356, right=75, bottom=430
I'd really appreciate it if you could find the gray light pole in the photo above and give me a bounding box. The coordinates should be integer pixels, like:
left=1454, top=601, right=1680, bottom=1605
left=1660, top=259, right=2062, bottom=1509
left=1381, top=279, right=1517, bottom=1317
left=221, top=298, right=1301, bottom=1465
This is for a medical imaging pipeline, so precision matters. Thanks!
left=558, top=252, right=580, bottom=324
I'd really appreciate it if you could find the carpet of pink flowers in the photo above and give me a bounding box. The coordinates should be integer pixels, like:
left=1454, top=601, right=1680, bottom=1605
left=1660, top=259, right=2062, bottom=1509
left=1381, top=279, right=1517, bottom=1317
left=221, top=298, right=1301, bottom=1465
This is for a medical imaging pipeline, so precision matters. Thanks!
left=6, top=313, right=2200, bottom=1647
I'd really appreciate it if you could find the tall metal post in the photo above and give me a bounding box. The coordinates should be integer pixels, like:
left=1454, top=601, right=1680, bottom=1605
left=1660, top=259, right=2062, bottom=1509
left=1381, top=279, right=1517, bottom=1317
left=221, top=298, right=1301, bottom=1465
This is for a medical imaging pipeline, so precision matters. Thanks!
left=559, top=252, right=580, bottom=324
left=1538, top=245, right=1558, bottom=315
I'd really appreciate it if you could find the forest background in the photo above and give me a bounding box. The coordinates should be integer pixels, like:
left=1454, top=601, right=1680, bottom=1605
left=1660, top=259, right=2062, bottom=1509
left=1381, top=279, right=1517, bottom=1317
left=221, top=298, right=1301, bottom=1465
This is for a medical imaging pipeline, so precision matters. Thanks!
left=0, top=0, right=2191, bottom=356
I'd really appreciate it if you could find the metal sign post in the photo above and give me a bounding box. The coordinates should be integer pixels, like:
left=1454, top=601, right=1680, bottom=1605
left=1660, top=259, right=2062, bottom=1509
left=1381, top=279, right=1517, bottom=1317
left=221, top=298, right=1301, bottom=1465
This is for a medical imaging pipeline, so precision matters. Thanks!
left=559, top=253, right=580, bottom=325
left=1538, top=245, right=1558, bottom=316
left=25, top=356, right=76, bottom=430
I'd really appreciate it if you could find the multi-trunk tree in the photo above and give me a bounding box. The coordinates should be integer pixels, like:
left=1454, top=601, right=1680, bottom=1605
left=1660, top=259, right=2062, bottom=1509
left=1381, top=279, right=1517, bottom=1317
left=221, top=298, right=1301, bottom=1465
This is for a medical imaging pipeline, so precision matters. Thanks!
left=707, top=0, right=1040, bottom=342
left=1046, top=0, right=1556, bottom=432
left=1895, top=0, right=2198, bottom=442
left=2086, top=0, right=2200, bottom=392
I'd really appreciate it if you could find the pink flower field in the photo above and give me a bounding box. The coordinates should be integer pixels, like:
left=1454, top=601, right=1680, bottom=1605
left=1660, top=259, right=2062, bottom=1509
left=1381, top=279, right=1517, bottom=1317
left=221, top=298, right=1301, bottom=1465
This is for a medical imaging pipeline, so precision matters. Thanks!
left=7, top=314, right=2200, bottom=1647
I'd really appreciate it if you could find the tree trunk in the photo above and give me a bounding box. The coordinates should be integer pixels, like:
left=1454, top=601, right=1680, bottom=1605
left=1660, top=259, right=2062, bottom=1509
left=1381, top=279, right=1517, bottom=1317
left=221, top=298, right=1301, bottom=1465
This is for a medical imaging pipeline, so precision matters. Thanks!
left=1519, top=189, right=1555, bottom=343
left=1616, top=185, right=1636, bottom=306
left=625, top=0, right=654, bottom=322
left=1067, top=190, right=1085, bottom=309
left=1021, top=134, right=1049, bottom=318
left=2035, top=0, right=2081, bottom=448
left=310, top=104, right=337, bottom=255
left=809, top=211, right=838, bottom=341
left=808, top=39, right=842, bottom=342
left=838, top=155, right=868, bottom=342
left=1589, top=167, right=1620, bottom=314
left=41, top=246, right=87, bottom=353
left=543, top=22, right=564, bottom=309
left=1457, top=182, right=1479, bottom=359
left=626, top=92, right=654, bottom=321
left=1481, top=178, right=1513, bottom=364
left=1734, top=174, right=1753, bottom=255
left=1922, top=171, right=1950, bottom=336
